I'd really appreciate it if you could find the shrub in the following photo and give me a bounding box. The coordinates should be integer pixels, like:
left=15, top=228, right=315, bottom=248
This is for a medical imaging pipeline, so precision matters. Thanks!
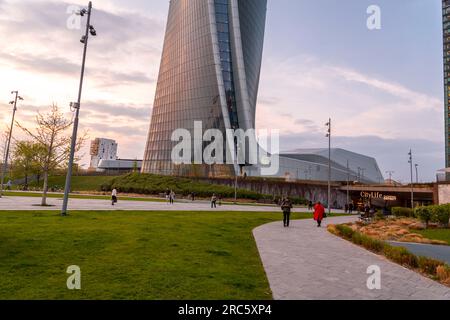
left=391, top=207, right=414, bottom=218
left=418, top=256, right=442, bottom=276
left=431, top=205, right=450, bottom=228
left=414, top=206, right=433, bottom=228
left=375, top=211, right=385, bottom=220
left=437, top=265, right=450, bottom=285
left=360, top=235, right=385, bottom=253
left=383, top=245, right=418, bottom=268
left=335, top=224, right=354, bottom=240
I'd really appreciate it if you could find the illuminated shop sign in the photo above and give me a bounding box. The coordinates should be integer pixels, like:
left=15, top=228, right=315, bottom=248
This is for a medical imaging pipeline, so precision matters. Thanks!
left=360, top=192, right=397, bottom=201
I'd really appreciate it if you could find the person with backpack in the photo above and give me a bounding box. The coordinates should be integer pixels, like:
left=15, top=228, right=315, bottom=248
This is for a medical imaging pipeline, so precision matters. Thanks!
left=281, top=197, right=293, bottom=228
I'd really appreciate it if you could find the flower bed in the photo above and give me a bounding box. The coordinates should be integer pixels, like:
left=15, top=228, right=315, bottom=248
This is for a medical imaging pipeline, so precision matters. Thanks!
left=328, top=223, right=450, bottom=287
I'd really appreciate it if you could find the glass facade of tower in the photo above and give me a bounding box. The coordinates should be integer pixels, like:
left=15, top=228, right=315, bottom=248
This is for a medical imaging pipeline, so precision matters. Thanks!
left=444, top=0, right=450, bottom=167
left=214, top=0, right=239, bottom=130
left=142, top=0, right=267, bottom=177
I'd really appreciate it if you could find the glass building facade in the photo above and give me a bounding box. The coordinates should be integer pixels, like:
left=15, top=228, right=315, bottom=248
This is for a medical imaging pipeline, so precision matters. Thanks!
left=142, top=0, right=267, bottom=177
left=444, top=0, right=450, bottom=167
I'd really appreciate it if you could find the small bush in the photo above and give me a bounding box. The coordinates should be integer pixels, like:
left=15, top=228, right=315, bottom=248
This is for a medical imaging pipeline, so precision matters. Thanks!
left=391, top=207, right=414, bottom=218
left=383, top=245, right=418, bottom=268
left=431, top=205, right=450, bottom=228
left=361, top=236, right=385, bottom=253
left=437, top=265, right=450, bottom=285
left=335, top=224, right=354, bottom=240
left=418, top=256, right=442, bottom=276
left=414, top=206, right=433, bottom=228
left=375, top=211, right=385, bottom=220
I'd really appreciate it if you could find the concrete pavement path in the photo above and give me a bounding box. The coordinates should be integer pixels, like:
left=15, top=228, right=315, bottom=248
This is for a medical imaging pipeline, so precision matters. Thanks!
left=253, top=216, right=450, bottom=300
left=0, top=195, right=345, bottom=213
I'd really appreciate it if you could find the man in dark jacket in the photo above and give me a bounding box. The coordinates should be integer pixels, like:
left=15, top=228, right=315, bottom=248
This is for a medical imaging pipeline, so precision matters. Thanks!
left=281, top=197, right=293, bottom=228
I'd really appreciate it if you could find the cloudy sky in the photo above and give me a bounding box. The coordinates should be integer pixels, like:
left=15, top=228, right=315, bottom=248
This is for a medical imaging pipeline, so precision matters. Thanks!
left=0, top=0, right=444, bottom=182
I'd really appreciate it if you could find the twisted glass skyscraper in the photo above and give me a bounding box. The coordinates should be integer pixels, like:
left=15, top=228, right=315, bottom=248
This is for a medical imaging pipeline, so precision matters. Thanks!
left=444, top=0, right=450, bottom=167
left=142, top=0, right=267, bottom=177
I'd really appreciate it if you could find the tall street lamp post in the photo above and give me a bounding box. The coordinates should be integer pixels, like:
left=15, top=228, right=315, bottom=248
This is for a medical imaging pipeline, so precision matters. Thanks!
left=0, top=91, right=23, bottom=198
left=415, top=164, right=419, bottom=184
left=408, top=149, right=414, bottom=209
left=325, top=118, right=331, bottom=216
left=61, top=2, right=97, bottom=216
left=386, top=171, right=394, bottom=184
left=346, top=160, right=350, bottom=207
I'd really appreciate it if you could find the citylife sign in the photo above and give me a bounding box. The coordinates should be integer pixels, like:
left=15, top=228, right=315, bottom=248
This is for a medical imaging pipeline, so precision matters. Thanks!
left=171, top=121, right=280, bottom=176
left=360, top=191, right=397, bottom=202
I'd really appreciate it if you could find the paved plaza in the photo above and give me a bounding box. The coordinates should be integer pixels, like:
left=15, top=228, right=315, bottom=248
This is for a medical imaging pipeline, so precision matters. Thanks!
left=253, top=216, right=450, bottom=300
left=0, top=195, right=336, bottom=213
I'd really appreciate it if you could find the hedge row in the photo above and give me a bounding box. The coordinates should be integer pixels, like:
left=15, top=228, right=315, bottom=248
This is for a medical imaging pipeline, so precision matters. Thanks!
left=390, top=205, right=450, bottom=228
left=101, top=173, right=309, bottom=204
left=331, top=224, right=450, bottom=283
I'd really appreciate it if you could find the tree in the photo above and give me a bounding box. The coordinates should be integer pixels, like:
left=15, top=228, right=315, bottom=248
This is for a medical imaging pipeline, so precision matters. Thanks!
left=17, top=104, right=86, bottom=206
left=11, top=141, right=43, bottom=187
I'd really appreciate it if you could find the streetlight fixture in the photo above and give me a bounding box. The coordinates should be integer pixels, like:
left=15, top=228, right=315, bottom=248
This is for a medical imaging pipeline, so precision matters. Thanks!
left=61, top=1, right=97, bottom=216
left=408, top=149, right=414, bottom=209
left=0, top=91, right=23, bottom=198
left=325, top=118, right=331, bottom=216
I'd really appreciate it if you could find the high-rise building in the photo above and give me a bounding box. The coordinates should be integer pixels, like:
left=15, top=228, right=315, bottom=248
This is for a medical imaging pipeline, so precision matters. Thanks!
left=142, top=0, right=267, bottom=177
left=444, top=0, right=450, bottom=167
left=89, top=138, right=118, bottom=170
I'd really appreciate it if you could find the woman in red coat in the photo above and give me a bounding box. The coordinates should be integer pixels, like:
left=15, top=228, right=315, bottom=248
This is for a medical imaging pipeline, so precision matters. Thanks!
left=314, top=202, right=325, bottom=227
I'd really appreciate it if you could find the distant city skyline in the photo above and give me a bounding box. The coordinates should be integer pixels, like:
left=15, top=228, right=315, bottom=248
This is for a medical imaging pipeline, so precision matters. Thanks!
left=0, top=0, right=445, bottom=182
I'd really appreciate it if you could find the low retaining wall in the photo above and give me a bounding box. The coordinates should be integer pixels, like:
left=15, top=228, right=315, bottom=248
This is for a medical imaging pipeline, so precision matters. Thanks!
left=194, top=177, right=347, bottom=208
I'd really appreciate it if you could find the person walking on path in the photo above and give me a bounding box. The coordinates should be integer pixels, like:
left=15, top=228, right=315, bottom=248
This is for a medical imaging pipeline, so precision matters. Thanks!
left=165, top=189, right=170, bottom=204
left=211, top=194, right=218, bottom=208
left=169, top=190, right=175, bottom=205
left=308, top=201, right=313, bottom=211
left=281, top=197, right=293, bottom=228
left=314, top=201, right=325, bottom=227
left=111, top=188, right=118, bottom=206
left=191, top=192, right=195, bottom=202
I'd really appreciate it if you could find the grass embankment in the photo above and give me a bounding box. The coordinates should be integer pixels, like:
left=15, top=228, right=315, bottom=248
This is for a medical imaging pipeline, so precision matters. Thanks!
left=26, top=175, right=118, bottom=192
left=103, top=173, right=308, bottom=204
left=414, top=229, right=450, bottom=246
left=0, top=210, right=313, bottom=300
left=328, top=223, right=450, bottom=286
left=17, top=174, right=308, bottom=204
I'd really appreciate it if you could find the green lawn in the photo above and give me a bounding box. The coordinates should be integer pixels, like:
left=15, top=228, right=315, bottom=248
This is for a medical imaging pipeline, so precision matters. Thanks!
left=0, top=210, right=315, bottom=300
left=414, top=228, right=450, bottom=246
left=25, top=175, right=118, bottom=192
left=3, top=191, right=167, bottom=203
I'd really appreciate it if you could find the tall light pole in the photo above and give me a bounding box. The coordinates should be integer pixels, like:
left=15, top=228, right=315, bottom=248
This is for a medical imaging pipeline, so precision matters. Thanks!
left=61, top=2, right=97, bottom=216
left=386, top=170, right=394, bottom=184
left=0, top=91, right=23, bottom=198
left=346, top=160, right=350, bottom=207
left=415, top=164, right=419, bottom=184
left=408, top=149, right=414, bottom=209
left=325, top=118, right=331, bottom=216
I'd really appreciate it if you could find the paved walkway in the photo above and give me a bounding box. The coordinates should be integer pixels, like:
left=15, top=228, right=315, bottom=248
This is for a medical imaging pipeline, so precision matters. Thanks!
left=389, top=241, right=450, bottom=265
left=253, top=216, right=450, bottom=300
left=0, top=195, right=345, bottom=213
